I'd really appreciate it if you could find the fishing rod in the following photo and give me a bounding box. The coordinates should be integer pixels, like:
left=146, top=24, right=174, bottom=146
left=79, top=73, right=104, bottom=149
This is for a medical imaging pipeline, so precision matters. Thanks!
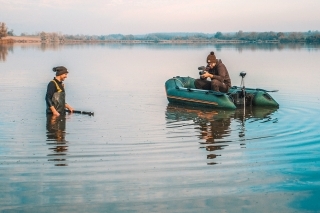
left=65, top=109, right=94, bottom=116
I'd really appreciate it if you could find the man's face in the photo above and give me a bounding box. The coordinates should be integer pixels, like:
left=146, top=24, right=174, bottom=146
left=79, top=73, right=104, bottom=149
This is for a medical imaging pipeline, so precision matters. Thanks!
left=60, top=73, right=68, bottom=81
left=208, top=62, right=216, bottom=68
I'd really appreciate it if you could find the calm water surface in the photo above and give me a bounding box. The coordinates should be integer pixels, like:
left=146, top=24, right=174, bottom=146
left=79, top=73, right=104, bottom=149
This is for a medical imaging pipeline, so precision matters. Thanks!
left=1, top=43, right=320, bottom=212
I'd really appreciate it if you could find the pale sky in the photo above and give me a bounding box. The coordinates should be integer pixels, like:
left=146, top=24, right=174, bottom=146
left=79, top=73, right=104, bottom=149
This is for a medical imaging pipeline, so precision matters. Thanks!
left=1, top=0, right=320, bottom=35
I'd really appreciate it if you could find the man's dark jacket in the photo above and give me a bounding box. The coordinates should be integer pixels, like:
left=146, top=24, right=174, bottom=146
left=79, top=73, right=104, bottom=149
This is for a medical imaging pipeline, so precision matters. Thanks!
left=205, top=59, right=231, bottom=88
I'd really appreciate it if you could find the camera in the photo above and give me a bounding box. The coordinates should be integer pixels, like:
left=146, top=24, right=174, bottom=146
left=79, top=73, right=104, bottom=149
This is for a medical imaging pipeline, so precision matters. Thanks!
left=198, top=66, right=206, bottom=75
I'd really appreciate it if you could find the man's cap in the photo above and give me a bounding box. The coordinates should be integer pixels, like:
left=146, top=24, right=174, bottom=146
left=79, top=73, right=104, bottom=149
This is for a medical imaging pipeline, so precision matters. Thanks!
left=207, top=51, right=217, bottom=63
left=53, top=66, right=68, bottom=76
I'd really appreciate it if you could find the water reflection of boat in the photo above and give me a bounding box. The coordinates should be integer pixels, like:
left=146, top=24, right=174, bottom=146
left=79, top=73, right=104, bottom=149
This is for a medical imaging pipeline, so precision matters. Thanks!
left=165, top=76, right=279, bottom=109
left=46, top=115, right=68, bottom=166
left=165, top=103, right=278, bottom=165
left=166, top=103, right=277, bottom=123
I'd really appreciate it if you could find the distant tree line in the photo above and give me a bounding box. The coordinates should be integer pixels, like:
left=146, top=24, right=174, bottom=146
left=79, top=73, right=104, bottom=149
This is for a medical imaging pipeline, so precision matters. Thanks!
left=213, top=31, right=320, bottom=43
left=63, top=34, right=135, bottom=41
left=1, top=20, right=320, bottom=44
left=40, top=32, right=65, bottom=43
left=140, top=31, right=320, bottom=43
left=61, top=31, right=320, bottom=43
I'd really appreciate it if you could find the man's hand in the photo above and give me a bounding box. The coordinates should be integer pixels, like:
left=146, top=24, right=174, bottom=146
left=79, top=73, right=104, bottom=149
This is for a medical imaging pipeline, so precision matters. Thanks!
left=50, top=106, right=60, bottom=116
left=201, top=71, right=211, bottom=79
left=65, top=104, right=74, bottom=113
left=53, top=111, right=60, bottom=117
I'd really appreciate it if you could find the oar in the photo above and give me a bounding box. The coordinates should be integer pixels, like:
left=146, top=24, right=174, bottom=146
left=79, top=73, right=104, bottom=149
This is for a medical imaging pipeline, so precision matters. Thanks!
left=256, top=88, right=279, bottom=92
left=65, top=109, right=94, bottom=116
left=231, top=86, right=279, bottom=93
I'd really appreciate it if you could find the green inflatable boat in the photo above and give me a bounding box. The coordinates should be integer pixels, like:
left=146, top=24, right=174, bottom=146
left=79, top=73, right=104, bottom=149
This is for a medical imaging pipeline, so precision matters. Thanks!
left=165, top=76, right=279, bottom=110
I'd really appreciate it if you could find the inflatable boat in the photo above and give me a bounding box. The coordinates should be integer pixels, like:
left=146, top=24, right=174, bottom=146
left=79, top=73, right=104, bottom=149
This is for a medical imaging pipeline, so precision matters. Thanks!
left=165, top=75, right=279, bottom=110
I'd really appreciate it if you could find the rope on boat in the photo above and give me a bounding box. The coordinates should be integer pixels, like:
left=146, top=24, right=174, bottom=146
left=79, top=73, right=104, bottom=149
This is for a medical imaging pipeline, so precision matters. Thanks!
left=173, top=77, right=186, bottom=89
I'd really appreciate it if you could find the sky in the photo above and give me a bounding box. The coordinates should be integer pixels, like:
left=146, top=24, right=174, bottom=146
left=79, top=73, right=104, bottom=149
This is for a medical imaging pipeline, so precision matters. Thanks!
left=1, top=0, right=320, bottom=35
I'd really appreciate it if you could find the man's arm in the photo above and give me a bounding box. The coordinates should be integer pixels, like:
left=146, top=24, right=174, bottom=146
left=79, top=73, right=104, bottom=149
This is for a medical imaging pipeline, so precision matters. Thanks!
left=45, top=82, right=60, bottom=116
left=210, top=63, right=227, bottom=82
left=65, top=103, right=74, bottom=113
left=50, top=106, right=60, bottom=116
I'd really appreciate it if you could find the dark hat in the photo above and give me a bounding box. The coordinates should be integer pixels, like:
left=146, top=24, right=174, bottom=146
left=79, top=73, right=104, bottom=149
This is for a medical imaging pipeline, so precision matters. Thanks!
left=53, top=66, right=68, bottom=76
left=206, top=51, right=217, bottom=63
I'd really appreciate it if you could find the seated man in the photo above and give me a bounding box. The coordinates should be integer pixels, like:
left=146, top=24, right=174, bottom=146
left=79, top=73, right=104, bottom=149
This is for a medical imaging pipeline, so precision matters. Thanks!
left=194, top=51, right=231, bottom=93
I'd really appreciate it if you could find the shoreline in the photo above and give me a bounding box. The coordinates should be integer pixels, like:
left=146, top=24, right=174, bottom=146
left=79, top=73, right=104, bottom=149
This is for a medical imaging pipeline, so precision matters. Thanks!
left=0, top=36, right=41, bottom=43
left=0, top=36, right=312, bottom=44
left=0, top=36, right=279, bottom=44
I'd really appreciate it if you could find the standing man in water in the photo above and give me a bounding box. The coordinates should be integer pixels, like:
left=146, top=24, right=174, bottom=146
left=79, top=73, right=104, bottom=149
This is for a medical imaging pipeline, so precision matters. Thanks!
left=45, top=66, right=73, bottom=116
left=194, top=51, right=232, bottom=93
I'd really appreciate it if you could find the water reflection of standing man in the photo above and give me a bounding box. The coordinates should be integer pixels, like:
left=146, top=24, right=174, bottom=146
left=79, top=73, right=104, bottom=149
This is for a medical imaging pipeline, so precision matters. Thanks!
left=46, top=114, right=68, bottom=166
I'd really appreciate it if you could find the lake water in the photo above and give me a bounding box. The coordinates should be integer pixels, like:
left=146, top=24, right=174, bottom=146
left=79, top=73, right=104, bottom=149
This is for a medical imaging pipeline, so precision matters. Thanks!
left=1, top=43, right=320, bottom=213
